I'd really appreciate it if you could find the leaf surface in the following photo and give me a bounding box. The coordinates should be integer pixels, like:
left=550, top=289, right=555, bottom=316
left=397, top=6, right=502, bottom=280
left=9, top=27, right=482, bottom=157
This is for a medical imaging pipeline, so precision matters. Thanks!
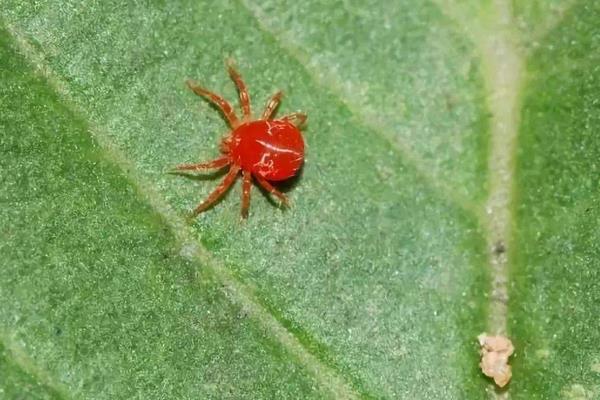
left=1, top=1, right=599, bottom=398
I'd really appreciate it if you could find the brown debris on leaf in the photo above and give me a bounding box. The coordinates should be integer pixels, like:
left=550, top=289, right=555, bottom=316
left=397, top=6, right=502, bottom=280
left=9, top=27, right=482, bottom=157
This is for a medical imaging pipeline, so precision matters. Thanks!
left=478, top=333, right=514, bottom=387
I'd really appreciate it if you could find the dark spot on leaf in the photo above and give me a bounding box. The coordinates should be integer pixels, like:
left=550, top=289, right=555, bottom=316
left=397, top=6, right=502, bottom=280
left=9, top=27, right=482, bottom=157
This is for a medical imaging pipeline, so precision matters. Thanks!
left=493, top=241, right=506, bottom=255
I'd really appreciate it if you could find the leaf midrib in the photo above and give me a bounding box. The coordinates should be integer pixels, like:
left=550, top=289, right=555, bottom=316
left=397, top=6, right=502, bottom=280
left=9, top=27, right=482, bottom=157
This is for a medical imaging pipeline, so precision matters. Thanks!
left=431, top=0, right=526, bottom=398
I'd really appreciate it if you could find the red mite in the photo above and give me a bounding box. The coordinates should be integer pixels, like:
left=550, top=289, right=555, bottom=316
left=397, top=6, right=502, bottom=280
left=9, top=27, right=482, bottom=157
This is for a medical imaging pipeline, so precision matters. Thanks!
left=173, top=61, right=306, bottom=219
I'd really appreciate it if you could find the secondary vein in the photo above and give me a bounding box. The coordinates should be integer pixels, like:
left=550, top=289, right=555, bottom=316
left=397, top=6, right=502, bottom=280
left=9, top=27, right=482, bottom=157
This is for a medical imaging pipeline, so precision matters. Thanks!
left=238, top=0, right=481, bottom=221
left=0, top=332, right=71, bottom=400
left=5, top=23, right=360, bottom=400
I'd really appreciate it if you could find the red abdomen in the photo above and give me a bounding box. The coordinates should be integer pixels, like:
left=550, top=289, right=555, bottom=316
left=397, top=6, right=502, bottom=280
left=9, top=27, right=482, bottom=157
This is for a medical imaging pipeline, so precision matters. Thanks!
left=230, top=120, right=305, bottom=181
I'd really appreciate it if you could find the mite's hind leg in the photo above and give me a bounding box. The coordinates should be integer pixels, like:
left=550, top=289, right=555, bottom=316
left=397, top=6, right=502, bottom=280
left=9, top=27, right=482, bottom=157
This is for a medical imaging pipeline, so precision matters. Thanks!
left=172, top=156, right=230, bottom=172
left=191, top=165, right=241, bottom=216
left=227, top=60, right=251, bottom=120
left=240, top=170, right=252, bottom=219
left=186, top=80, right=240, bottom=128
left=281, top=112, right=307, bottom=127
left=261, top=91, right=283, bottom=120
left=254, top=175, right=289, bottom=207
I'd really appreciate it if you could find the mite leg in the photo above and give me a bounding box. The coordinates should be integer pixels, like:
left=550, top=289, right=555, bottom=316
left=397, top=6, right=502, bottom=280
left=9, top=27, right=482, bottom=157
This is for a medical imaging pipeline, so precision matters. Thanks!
left=172, top=156, right=230, bottom=172
left=261, top=91, right=283, bottom=120
left=254, top=175, right=289, bottom=206
left=191, top=165, right=241, bottom=216
left=240, top=170, right=253, bottom=219
left=227, top=60, right=251, bottom=120
left=186, top=80, right=239, bottom=128
left=281, top=112, right=307, bottom=128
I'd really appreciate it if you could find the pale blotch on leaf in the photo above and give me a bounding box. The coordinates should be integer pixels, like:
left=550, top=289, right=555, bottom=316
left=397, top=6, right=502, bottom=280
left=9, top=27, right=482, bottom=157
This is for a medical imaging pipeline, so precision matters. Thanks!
left=561, top=383, right=598, bottom=400
left=591, top=359, right=600, bottom=374
left=535, top=348, right=551, bottom=359
left=179, top=241, right=200, bottom=260
left=477, top=333, right=514, bottom=387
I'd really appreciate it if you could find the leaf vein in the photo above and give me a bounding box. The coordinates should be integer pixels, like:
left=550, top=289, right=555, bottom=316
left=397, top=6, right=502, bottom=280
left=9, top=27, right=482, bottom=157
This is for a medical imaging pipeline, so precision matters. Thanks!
left=237, top=0, right=483, bottom=222
left=0, top=332, right=70, bottom=400
left=3, top=22, right=363, bottom=400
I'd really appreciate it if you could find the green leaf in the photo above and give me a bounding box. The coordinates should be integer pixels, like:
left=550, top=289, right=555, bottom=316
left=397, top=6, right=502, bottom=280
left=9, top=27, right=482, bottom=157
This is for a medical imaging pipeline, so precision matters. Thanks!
left=1, top=1, right=598, bottom=399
